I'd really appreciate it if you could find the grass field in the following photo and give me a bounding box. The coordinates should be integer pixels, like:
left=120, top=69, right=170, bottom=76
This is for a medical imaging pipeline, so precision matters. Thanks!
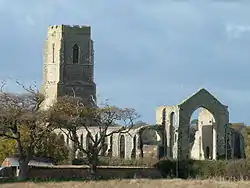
left=1, top=179, right=250, bottom=188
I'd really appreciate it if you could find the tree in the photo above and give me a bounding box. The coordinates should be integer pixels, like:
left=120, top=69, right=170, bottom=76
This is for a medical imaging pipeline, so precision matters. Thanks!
left=0, top=129, right=69, bottom=165
left=48, top=95, right=140, bottom=176
left=34, top=131, right=69, bottom=164
left=0, top=82, right=53, bottom=180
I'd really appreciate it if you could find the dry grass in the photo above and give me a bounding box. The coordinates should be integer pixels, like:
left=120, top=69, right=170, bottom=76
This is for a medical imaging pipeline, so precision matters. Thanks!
left=1, top=179, right=250, bottom=188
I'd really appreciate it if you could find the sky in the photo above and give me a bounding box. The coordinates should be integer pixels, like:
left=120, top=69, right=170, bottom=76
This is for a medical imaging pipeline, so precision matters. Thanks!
left=0, top=0, right=250, bottom=124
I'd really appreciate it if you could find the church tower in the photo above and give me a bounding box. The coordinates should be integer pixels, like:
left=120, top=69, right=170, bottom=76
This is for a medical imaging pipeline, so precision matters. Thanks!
left=41, top=25, right=96, bottom=109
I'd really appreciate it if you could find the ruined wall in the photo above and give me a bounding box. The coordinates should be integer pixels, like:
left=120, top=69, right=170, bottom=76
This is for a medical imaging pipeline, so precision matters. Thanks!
left=55, top=126, right=142, bottom=160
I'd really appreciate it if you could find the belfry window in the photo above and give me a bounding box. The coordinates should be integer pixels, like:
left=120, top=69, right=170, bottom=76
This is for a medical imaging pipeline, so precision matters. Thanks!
left=73, top=44, right=79, bottom=64
left=52, top=43, right=55, bottom=63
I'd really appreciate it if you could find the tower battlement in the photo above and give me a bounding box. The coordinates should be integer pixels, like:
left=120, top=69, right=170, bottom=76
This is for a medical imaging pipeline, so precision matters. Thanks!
left=49, top=24, right=90, bottom=29
left=47, top=25, right=91, bottom=36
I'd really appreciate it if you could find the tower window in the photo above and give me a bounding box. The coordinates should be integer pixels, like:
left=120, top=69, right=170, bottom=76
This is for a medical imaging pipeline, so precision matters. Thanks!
left=73, top=44, right=79, bottom=64
left=52, top=43, right=55, bottom=63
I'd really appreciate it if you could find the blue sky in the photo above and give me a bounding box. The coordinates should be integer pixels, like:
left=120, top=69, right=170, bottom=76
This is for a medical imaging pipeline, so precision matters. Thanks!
left=0, top=1, right=250, bottom=124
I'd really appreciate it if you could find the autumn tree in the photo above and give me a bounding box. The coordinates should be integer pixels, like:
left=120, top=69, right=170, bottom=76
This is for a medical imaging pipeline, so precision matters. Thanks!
left=0, top=82, right=53, bottom=180
left=0, top=130, right=69, bottom=165
left=48, top=95, right=140, bottom=175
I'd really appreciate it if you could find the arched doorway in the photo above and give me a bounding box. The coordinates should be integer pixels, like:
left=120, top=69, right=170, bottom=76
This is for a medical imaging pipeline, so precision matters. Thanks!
left=189, top=107, right=215, bottom=160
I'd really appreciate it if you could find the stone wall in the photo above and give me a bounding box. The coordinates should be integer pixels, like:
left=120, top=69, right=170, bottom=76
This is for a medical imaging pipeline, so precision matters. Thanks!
left=142, top=145, right=158, bottom=159
left=55, top=126, right=144, bottom=160
left=27, top=166, right=162, bottom=179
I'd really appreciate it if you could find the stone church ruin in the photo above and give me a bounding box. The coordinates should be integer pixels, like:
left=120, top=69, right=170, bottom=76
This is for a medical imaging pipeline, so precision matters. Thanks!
left=156, top=88, right=245, bottom=160
left=41, top=24, right=245, bottom=161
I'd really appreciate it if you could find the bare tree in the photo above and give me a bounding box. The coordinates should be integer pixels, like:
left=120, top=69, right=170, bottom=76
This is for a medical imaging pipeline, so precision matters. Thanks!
left=48, top=95, right=140, bottom=176
left=0, top=82, right=52, bottom=180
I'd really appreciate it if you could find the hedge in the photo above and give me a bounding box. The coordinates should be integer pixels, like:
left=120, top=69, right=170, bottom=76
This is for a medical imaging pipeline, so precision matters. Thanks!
left=155, top=159, right=250, bottom=180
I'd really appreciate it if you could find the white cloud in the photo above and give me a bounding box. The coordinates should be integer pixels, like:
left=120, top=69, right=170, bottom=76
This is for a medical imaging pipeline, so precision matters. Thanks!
left=226, top=24, right=250, bottom=39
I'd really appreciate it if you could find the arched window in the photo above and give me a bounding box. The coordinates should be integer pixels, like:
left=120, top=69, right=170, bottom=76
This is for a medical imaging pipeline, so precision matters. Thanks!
left=119, top=135, right=125, bottom=158
left=162, top=108, right=166, bottom=127
left=108, top=135, right=113, bottom=157
left=72, top=44, right=79, bottom=64
left=86, top=133, right=92, bottom=151
left=80, top=134, right=83, bottom=149
left=131, top=135, right=136, bottom=159
left=52, top=43, right=55, bottom=63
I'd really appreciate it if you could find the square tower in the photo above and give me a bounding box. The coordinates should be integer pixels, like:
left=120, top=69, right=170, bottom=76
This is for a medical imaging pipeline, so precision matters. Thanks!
left=42, top=25, right=96, bottom=109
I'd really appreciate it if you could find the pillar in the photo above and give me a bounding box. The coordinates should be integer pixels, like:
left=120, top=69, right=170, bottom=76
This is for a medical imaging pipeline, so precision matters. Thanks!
left=212, top=127, right=217, bottom=160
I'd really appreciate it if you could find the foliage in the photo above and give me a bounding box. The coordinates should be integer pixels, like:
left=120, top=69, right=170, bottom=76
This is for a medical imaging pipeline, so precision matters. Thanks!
left=242, top=126, right=250, bottom=158
left=190, top=119, right=198, bottom=125
left=155, top=159, right=250, bottom=180
left=0, top=138, right=16, bottom=164
left=0, top=128, right=69, bottom=165
left=0, top=82, right=53, bottom=180
left=32, top=132, right=69, bottom=165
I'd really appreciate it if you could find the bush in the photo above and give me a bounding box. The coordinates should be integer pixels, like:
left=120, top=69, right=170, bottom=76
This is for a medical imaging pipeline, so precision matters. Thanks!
left=155, top=159, right=250, bottom=180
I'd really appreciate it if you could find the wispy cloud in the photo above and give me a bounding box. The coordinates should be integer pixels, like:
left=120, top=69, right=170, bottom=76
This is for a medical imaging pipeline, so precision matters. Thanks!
left=226, top=24, right=250, bottom=39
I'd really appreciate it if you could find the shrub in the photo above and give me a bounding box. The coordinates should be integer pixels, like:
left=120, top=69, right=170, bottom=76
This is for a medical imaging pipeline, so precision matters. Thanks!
left=155, top=159, right=250, bottom=180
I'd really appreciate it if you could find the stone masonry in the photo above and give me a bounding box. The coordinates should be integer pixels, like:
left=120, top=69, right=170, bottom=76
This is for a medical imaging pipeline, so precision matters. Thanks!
left=41, top=25, right=96, bottom=109
left=156, top=88, right=245, bottom=160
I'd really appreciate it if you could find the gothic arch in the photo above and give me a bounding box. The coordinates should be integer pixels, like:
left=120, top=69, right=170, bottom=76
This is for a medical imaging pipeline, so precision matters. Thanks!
left=135, top=125, right=164, bottom=158
left=177, top=88, right=229, bottom=160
